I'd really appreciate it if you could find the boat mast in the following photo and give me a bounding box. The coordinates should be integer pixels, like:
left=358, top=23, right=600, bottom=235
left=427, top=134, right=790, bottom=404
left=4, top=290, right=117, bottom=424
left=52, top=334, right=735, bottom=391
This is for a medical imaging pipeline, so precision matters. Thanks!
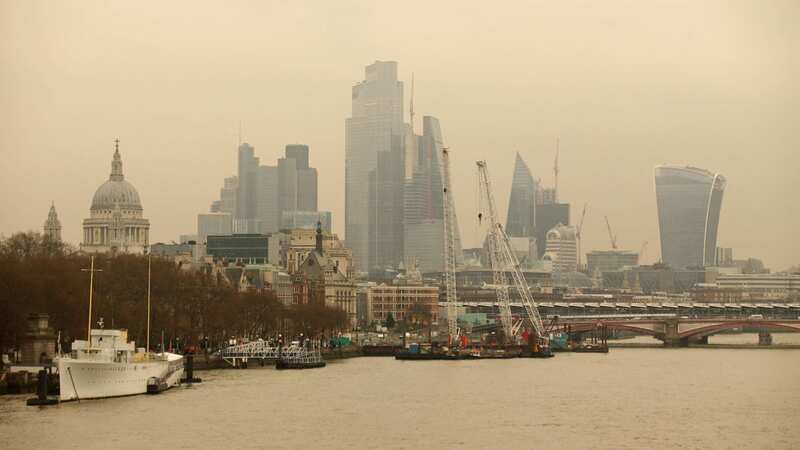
left=81, top=255, right=102, bottom=347
left=147, top=254, right=151, bottom=354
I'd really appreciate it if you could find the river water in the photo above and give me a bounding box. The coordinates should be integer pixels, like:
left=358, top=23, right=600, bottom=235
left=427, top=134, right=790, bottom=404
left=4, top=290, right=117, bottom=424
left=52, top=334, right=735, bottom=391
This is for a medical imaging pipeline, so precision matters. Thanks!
left=2, top=337, right=799, bottom=449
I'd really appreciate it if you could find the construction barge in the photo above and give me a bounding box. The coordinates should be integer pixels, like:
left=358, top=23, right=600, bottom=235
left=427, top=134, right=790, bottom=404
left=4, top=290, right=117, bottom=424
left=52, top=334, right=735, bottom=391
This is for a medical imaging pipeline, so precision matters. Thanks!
left=394, top=341, right=552, bottom=360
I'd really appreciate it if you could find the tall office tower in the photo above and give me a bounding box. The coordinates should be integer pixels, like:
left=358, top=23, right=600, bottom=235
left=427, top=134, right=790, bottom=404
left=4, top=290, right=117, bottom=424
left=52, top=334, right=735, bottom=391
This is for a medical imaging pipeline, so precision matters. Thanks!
left=369, top=139, right=405, bottom=270
left=197, top=212, right=233, bottom=243
left=654, top=165, right=725, bottom=268
left=537, top=187, right=557, bottom=205
left=43, top=202, right=62, bottom=241
left=505, top=153, right=538, bottom=238
left=285, top=144, right=309, bottom=168
left=346, top=61, right=404, bottom=271
left=235, top=143, right=260, bottom=233
left=543, top=224, right=578, bottom=274
left=277, top=156, right=298, bottom=216
left=210, top=176, right=238, bottom=213
left=534, top=203, right=570, bottom=258
left=228, top=142, right=320, bottom=235
left=257, top=165, right=279, bottom=233
left=715, top=247, right=733, bottom=266
left=281, top=210, right=332, bottom=233
left=286, top=144, right=318, bottom=211
left=403, top=116, right=463, bottom=273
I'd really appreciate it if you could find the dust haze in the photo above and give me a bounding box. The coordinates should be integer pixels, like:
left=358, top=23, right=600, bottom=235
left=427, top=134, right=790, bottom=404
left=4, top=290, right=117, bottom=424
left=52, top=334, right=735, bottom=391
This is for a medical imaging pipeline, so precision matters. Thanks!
left=1, top=0, right=797, bottom=269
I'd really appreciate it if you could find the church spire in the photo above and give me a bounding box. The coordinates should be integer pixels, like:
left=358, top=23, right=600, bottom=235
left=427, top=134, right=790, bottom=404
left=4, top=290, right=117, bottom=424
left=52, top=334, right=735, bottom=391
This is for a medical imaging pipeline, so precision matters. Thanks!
left=44, top=202, right=62, bottom=242
left=110, top=138, right=124, bottom=181
left=315, top=221, right=324, bottom=254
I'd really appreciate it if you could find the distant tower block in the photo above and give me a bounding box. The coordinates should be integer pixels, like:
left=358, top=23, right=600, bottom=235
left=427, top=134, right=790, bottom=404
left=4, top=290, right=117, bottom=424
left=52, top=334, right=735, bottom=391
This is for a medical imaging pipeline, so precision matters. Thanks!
left=44, top=202, right=62, bottom=241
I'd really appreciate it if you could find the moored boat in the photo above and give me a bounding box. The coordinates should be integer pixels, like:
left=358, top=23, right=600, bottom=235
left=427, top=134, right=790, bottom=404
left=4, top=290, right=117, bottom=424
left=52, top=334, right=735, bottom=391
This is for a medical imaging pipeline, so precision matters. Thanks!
left=58, top=255, right=183, bottom=401
left=58, top=329, right=183, bottom=401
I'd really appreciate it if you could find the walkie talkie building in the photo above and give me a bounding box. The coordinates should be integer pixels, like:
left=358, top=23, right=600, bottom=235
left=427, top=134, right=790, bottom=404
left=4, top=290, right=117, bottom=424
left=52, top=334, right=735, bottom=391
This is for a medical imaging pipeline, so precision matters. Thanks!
left=654, top=165, right=726, bottom=269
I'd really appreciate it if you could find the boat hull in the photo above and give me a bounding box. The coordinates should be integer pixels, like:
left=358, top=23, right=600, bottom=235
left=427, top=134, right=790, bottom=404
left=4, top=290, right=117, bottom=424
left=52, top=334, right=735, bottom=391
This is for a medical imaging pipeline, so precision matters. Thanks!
left=58, top=356, right=183, bottom=401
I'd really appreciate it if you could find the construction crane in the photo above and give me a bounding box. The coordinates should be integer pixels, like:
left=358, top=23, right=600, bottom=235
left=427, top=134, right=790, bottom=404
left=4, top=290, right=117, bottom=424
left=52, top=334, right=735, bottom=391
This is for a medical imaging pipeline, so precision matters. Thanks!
left=475, top=161, right=513, bottom=341
left=476, top=161, right=546, bottom=343
left=604, top=215, right=618, bottom=250
left=575, top=203, right=588, bottom=270
left=553, top=138, right=559, bottom=203
left=441, top=148, right=460, bottom=346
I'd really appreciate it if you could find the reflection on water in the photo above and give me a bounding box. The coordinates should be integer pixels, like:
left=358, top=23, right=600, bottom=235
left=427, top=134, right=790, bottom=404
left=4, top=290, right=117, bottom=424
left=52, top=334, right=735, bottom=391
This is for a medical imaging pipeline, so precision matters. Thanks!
left=2, top=346, right=799, bottom=449
left=709, top=332, right=800, bottom=345
left=612, top=332, right=800, bottom=345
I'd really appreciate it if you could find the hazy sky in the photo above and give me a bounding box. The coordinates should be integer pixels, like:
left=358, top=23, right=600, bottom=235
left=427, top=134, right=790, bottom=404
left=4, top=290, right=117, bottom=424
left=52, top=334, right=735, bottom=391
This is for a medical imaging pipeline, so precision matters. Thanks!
left=1, top=1, right=797, bottom=269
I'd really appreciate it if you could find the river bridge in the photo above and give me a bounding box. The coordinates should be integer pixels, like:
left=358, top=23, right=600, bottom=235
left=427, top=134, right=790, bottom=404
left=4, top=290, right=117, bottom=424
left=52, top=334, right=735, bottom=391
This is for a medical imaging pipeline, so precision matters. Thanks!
left=458, top=300, right=800, bottom=319
left=464, top=308, right=800, bottom=346
left=548, top=316, right=800, bottom=346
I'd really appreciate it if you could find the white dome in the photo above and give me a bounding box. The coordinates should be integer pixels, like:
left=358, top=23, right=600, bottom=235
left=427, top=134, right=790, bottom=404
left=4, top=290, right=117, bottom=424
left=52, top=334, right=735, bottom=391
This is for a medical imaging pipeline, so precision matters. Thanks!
left=91, top=179, right=142, bottom=211
left=90, top=143, right=143, bottom=211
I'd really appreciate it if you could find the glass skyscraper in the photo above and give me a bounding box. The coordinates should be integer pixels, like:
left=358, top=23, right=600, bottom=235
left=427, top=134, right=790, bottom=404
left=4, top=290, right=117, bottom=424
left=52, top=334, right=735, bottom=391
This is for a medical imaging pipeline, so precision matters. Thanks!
left=229, top=142, right=319, bottom=235
left=654, top=165, right=726, bottom=269
left=505, top=152, right=538, bottom=238
left=402, top=116, right=463, bottom=273
left=345, top=61, right=404, bottom=271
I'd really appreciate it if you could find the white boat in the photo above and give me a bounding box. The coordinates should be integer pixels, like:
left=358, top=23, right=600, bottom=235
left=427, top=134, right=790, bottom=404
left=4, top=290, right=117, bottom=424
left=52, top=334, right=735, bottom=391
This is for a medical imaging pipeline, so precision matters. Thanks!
left=58, top=255, right=184, bottom=401
left=58, top=329, right=183, bottom=401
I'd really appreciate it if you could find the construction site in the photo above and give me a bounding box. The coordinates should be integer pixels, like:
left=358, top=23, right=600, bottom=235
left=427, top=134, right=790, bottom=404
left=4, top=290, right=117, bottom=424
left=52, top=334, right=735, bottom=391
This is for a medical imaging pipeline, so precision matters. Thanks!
left=393, top=150, right=568, bottom=360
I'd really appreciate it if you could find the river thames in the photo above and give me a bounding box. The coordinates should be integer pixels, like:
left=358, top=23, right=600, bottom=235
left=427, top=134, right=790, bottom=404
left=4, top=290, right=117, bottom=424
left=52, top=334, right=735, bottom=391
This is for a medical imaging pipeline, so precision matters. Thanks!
left=2, top=340, right=799, bottom=449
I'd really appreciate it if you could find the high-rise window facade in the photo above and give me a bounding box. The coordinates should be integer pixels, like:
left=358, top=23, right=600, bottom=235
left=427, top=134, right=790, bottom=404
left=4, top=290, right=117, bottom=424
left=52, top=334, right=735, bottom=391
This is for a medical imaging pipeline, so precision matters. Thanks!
left=216, top=143, right=319, bottom=236
left=505, top=153, right=538, bottom=238
left=403, top=116, right=463, bottom=273
left=346, top=61, right=404, bottom=271
left=654, top=165, right=726, bottom=269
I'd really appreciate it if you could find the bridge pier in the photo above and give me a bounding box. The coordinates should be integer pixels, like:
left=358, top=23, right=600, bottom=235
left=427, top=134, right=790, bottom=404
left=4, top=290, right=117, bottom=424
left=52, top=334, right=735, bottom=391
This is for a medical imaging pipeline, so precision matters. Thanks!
left=758, top=330, right=773, bottom=346
left=661, top=318, right=687, bottom=347
left=662, top=337, right=689, bottom=347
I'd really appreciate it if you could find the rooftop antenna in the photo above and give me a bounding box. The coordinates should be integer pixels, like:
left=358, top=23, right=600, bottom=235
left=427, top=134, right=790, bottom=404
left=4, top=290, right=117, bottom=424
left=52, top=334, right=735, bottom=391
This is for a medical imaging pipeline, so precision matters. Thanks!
left=409, top=72, right=415, bottom=133
left=238, top=121, right=242, bottom=146
left=554, top=137, right=560, bottom=203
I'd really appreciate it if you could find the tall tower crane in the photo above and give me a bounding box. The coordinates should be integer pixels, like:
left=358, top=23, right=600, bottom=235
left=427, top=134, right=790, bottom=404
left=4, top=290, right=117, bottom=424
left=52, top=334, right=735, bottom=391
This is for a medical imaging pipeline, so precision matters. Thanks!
left=553, top=138, right=560, bottom=203
left=604, top=215, right=618, bottom=250
left=475, top=161, right=513, bottom=340
left=575, top=203, right=588, bottom=270
left=441, top=148, right=460, bottom=345
left=476, top=161, right=545, bottom=342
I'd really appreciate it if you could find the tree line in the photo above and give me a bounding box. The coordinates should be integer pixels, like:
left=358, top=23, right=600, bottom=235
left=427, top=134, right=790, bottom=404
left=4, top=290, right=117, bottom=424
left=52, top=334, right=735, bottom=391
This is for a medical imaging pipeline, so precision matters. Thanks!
left=0, top=232, right=348, bottom=354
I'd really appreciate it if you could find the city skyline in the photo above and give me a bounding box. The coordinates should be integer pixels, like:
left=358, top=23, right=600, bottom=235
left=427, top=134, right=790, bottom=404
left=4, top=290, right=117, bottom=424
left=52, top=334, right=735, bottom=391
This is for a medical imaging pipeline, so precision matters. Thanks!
left=1, top=2, right=797, bottom=270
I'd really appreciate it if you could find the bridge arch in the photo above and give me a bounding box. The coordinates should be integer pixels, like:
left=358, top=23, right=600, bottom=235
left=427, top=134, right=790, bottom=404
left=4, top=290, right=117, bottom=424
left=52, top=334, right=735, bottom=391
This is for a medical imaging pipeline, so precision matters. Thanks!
left=679, top=321, right=800, bottom=340
left=557, top=321, right=661, bottom=337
